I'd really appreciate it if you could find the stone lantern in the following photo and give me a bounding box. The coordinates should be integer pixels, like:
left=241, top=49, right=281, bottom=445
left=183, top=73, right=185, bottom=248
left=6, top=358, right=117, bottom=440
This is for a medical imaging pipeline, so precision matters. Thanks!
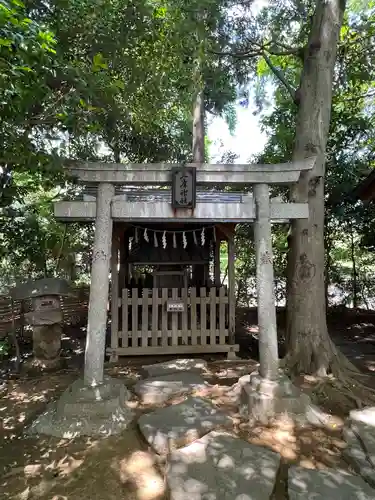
left=10, top=278, right=73, bottom=370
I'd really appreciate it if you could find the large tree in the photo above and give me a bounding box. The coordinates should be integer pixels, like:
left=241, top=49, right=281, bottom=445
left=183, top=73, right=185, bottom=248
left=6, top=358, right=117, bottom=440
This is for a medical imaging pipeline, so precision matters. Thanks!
left=216, top=0, right=375, bottom=380
left=285, top=0, right=349, bottom=375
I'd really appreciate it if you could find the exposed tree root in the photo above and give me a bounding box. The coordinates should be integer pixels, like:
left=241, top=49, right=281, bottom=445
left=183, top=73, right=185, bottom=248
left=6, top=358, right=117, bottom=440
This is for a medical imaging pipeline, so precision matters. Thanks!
left=283, top=336, right=375, bottom=409
left=312, top=373, right=375, bottom=410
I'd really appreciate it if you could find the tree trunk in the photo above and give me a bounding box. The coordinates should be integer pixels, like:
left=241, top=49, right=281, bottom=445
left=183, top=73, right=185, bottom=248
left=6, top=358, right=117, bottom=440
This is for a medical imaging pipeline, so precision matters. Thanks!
left=192, top=89, right=205, bottom=163
left=192, top=88, right=205, bottom=285
left=286, top=0, right=346, bottom=376
left=324, top=227, right=334, bottom=308
left=350, top=223, right=359, bottom=308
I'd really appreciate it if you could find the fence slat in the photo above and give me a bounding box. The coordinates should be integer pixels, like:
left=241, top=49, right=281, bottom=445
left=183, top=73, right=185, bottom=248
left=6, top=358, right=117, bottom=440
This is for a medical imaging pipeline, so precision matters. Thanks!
left=122, top=289, right=129, bottom=347
left=141, top=289, right=149, bottom=348
left=181, top=288, right=188, bottom=345
left=151, top=288, right=158, bottom=347
left=219, top=287, right=227, bottom=344
left=200, top=287, right=207, bottom=345
left=171, top=288, right=178, bottom=346
left=191, top=288, right=197, bottom=345
left=210, top=288, right=217, bottom=346
left=131, top=289, right=138, bottom=348
left=161, top=288, right=168, bottom=347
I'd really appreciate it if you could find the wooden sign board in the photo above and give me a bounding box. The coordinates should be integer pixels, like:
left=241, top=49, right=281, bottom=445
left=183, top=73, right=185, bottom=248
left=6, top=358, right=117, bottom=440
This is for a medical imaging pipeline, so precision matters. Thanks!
left=166, top=299, right=185, bottom=312
left=171, top=167, right=196, bottom=209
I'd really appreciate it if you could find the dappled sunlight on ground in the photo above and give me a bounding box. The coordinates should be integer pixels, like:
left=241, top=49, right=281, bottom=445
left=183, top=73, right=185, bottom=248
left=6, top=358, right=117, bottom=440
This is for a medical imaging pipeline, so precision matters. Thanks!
left=0, top=374, right=76, bottom=442
left=114, top=451, right=166, bottom=500
left=0, top=433, right=99, bottom=499
left=0, top=348, right=373, bottom=499
left=364, top=360, right=375, bottom=372
left=237, top=416, right=348, bottom=471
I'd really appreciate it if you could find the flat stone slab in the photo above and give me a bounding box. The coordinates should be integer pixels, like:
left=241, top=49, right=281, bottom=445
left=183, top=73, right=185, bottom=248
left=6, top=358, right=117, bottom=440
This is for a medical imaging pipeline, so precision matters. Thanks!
left=351, top=421, right=375, bottom=465
left=28, top=377, right=134, bottom=438
left=344, top=422, right=375, bottom=487
left=288, top=466, right=375, bottom=499
left=350, top=407, right=375, bottom=428
left=133, top=372, right=209, bottom=405
left=167, top=431, right=280, bottom=500
left=141, top=358, right=207, bottom=378
left=138, top=396, right=232, bottom=455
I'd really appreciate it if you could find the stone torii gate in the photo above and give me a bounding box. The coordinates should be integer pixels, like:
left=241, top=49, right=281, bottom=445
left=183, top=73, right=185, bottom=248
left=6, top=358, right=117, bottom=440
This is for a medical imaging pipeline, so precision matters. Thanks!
left=30, top=158, right=315, bottom=437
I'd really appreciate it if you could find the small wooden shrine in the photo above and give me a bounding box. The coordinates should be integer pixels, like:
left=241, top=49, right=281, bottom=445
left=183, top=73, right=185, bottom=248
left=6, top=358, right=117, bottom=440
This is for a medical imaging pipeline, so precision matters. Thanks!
left=54, top=160, right=314, bottom=369
left=111, top=219, right=234, bottom=357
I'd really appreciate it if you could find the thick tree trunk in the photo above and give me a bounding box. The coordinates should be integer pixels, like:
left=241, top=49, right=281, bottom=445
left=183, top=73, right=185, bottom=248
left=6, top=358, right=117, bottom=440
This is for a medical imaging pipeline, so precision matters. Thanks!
left=324, top=228, right=334, bottom=307
left=350, top=223, right=359, bottom=308
left=286, top=0, right=346, bottom=376
left=192, top=89, right=205, bottom=163
left=192, top=89, right=205, bottom=285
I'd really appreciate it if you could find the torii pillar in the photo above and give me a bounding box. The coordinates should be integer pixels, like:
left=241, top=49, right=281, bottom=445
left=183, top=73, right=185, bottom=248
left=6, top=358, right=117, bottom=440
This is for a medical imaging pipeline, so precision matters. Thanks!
left=84, top=182, right=114, bottom=386
left=242, top=183, right=313, bottom=425
left=28, top=182, right=134, bottom=438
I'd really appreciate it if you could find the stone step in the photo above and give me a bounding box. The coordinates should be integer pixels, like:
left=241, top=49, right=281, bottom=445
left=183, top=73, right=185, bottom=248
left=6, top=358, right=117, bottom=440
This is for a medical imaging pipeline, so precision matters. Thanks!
left=350, top=407, right=375, bottom=428
left=141, top=358, right=207, bottom=378
left=138, top=396, right=232, bottom=455
left=133, top=371, right=209, bottom=405
left=166, top=430, right=280, bottom=500
left=343, top=422, right=375, bottom=487
left=288, top=465, right=375, bottom=499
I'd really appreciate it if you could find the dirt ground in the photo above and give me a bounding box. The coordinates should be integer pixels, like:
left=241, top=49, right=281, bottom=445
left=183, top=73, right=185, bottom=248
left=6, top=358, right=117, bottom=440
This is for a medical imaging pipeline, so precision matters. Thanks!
left=1, top=307, right=375, bottom=500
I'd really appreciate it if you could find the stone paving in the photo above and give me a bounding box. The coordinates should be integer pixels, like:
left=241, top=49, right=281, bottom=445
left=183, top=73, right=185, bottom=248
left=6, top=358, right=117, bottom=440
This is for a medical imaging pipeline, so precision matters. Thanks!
left=288, top=466, right=375, bottom=499
left=141, top=358, right=208, bottom=378
left=136, top=359, right=375, bottom=499
left=344, top=406, right=375, bottom=488
left=167, top=430, right=280, bottom=500
left=138, top=396, right=232, bottom=455
left=134, top=372, right=209, bottom=405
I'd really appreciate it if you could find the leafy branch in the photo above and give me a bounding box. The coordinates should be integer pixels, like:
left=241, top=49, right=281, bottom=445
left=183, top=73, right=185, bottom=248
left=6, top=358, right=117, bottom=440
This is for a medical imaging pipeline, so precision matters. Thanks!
left=261, top=52, right=298, bottom=104
left=213, top=39, right=301, bottom=105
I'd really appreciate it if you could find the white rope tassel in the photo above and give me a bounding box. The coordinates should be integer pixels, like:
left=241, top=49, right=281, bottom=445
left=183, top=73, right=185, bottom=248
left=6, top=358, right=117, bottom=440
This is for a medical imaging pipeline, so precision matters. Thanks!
left=173, top=232, right=177, bottom=248
left=182, top=231, right=187, bottom=248
left=193, top=231, right=198, bottom=245
left=135, top=227, right=138, bottom=243
left=201, top=227, right=205, bottom=246
left=154, top=231, right=158, bottom=247
left=162, top=231, right=167, bottom=249
left=144, top=228, right=149, bottom=242
left=129, top=236, right=133, bottom=251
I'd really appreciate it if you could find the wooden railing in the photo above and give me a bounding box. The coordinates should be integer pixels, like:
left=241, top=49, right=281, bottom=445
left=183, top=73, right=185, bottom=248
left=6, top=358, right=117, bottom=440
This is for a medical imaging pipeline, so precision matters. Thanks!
left=111, top=287, right=229, bottom=355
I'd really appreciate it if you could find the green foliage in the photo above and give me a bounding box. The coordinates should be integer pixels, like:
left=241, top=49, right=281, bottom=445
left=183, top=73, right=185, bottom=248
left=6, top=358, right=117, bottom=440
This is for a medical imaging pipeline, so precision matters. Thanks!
left=0, top=338, right=10, bottom=358
left=2, top=0, right=375, bottom=314
left=221, top=0, right=375, bottom=308
left=0, top=0, right=239, bottom=288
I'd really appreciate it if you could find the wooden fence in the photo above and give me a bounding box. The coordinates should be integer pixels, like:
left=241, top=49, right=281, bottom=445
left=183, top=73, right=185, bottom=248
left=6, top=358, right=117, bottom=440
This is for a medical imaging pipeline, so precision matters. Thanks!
left=1, top=284, right=238, bottom=358
left=0, top=286, right=90, bottom=339
left=110, top=287, right=231, bottom=356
